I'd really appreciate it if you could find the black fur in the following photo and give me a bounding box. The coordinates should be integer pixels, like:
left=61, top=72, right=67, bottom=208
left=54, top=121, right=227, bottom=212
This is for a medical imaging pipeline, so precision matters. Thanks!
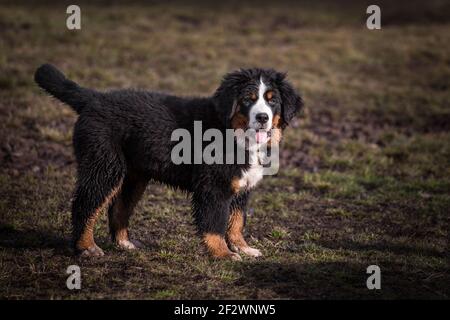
left=34, top=64, right=303, bottom=255
left=34, top=64, right=98, bottom=114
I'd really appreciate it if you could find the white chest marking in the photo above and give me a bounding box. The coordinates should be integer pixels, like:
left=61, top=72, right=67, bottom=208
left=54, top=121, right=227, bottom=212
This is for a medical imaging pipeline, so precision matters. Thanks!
left=239, top=165, right=264, bottom=190
left=238, top=149, right=265, bottom=190
left=237, top=78, right=271, bottom=191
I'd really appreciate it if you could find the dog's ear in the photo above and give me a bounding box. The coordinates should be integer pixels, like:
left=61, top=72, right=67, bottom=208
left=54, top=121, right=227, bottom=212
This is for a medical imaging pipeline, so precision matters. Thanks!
left=213, top=70, right=246, bottom=127
left=275, top=72, right=303, bottom=128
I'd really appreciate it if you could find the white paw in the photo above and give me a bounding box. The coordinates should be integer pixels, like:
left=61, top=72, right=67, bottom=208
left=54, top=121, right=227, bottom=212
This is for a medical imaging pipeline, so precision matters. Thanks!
left=117, top=239, right=140, bottom=250
left=241, top=246, right=262, bottom=257
left=80, top=244, right=104, bottom=257
left=229, top=252, right=243, bottom=261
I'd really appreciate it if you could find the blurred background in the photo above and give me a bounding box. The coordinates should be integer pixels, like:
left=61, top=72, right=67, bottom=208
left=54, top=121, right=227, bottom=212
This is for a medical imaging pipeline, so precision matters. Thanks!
left=0, top=0, right=449, bottom=299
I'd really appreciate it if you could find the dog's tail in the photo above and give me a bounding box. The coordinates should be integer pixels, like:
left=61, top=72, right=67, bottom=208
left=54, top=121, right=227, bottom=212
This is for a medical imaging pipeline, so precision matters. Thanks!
left=34, top=64, right=98, bottom=114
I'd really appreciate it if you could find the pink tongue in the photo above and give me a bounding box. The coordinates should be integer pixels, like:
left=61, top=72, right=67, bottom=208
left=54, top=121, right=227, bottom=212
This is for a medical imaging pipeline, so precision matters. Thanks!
left=255, top=131, right=268, bottom=144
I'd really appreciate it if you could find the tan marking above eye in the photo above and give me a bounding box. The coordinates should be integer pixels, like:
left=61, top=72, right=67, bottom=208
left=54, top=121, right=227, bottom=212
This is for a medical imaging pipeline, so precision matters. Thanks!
left=250, top=93, right=257, bottom=101
left=266, top=90, right=273, bottom=100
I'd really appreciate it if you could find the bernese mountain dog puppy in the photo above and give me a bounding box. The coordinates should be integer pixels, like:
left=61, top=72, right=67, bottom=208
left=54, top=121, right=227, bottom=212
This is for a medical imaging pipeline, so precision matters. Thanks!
left=34, top=64, right=303, bottom=260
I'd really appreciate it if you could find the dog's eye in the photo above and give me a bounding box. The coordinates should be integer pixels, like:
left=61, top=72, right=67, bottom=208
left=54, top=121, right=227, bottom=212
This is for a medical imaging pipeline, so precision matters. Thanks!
left=265, top=90, right=274, bottom=101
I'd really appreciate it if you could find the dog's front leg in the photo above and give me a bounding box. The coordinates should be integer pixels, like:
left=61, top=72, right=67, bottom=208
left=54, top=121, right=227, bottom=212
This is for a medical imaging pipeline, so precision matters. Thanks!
left=192, top=190, right=241, bottom=261
left=227, top=191, right=262, bottom=257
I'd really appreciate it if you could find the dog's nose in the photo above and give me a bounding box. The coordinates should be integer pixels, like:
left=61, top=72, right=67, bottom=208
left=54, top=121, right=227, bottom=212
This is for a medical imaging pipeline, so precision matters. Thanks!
left=255, top=113, right=269, bottom=124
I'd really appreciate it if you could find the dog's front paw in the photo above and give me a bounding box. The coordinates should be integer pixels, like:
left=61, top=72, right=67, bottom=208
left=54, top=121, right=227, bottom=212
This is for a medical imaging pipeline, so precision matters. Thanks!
left=213, top=251, right=242, bottom=261
left=240, top=246, right=263, bottom=257
left=79, top=244, right=105, bottom=257
left=229, top=242, right=263, bottom=257
left=116, top=239, right=144, bottom=250
left=227, top=252, right=243, bottom=261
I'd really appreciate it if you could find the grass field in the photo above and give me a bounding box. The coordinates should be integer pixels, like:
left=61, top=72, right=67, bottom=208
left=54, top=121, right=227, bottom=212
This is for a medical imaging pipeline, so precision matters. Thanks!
left=0, top=0, right=449, bottom=299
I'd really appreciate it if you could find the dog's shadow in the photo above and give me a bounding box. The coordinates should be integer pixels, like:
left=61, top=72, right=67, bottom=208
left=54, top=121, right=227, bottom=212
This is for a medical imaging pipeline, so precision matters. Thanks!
left=0, top=224, right=159, bottom=257
left=233, top=239, right=448, bottom=299
left=234, top=260, right=374, bottom=299
left=0, top=224, right=71, bottom=255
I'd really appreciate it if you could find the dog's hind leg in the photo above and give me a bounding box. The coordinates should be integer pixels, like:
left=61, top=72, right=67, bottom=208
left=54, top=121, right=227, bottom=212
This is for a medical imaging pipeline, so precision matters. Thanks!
left=71, top=151, right=126, bottom=257
left=108, top=173, right=147, bottom=250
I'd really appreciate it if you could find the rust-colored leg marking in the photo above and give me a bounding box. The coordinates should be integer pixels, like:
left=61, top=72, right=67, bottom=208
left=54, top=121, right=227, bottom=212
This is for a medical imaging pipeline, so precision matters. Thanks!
left=109, top=179, right=147, bottom=249
left=109, top=197, right=129, bottom=243
left=76, top=180, right=123, bottom=256
left=227, top=209, right=262, bottom=257
left=203, top=233, right=242, bottom=261
left=227, top=209, right=247, bottom=248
